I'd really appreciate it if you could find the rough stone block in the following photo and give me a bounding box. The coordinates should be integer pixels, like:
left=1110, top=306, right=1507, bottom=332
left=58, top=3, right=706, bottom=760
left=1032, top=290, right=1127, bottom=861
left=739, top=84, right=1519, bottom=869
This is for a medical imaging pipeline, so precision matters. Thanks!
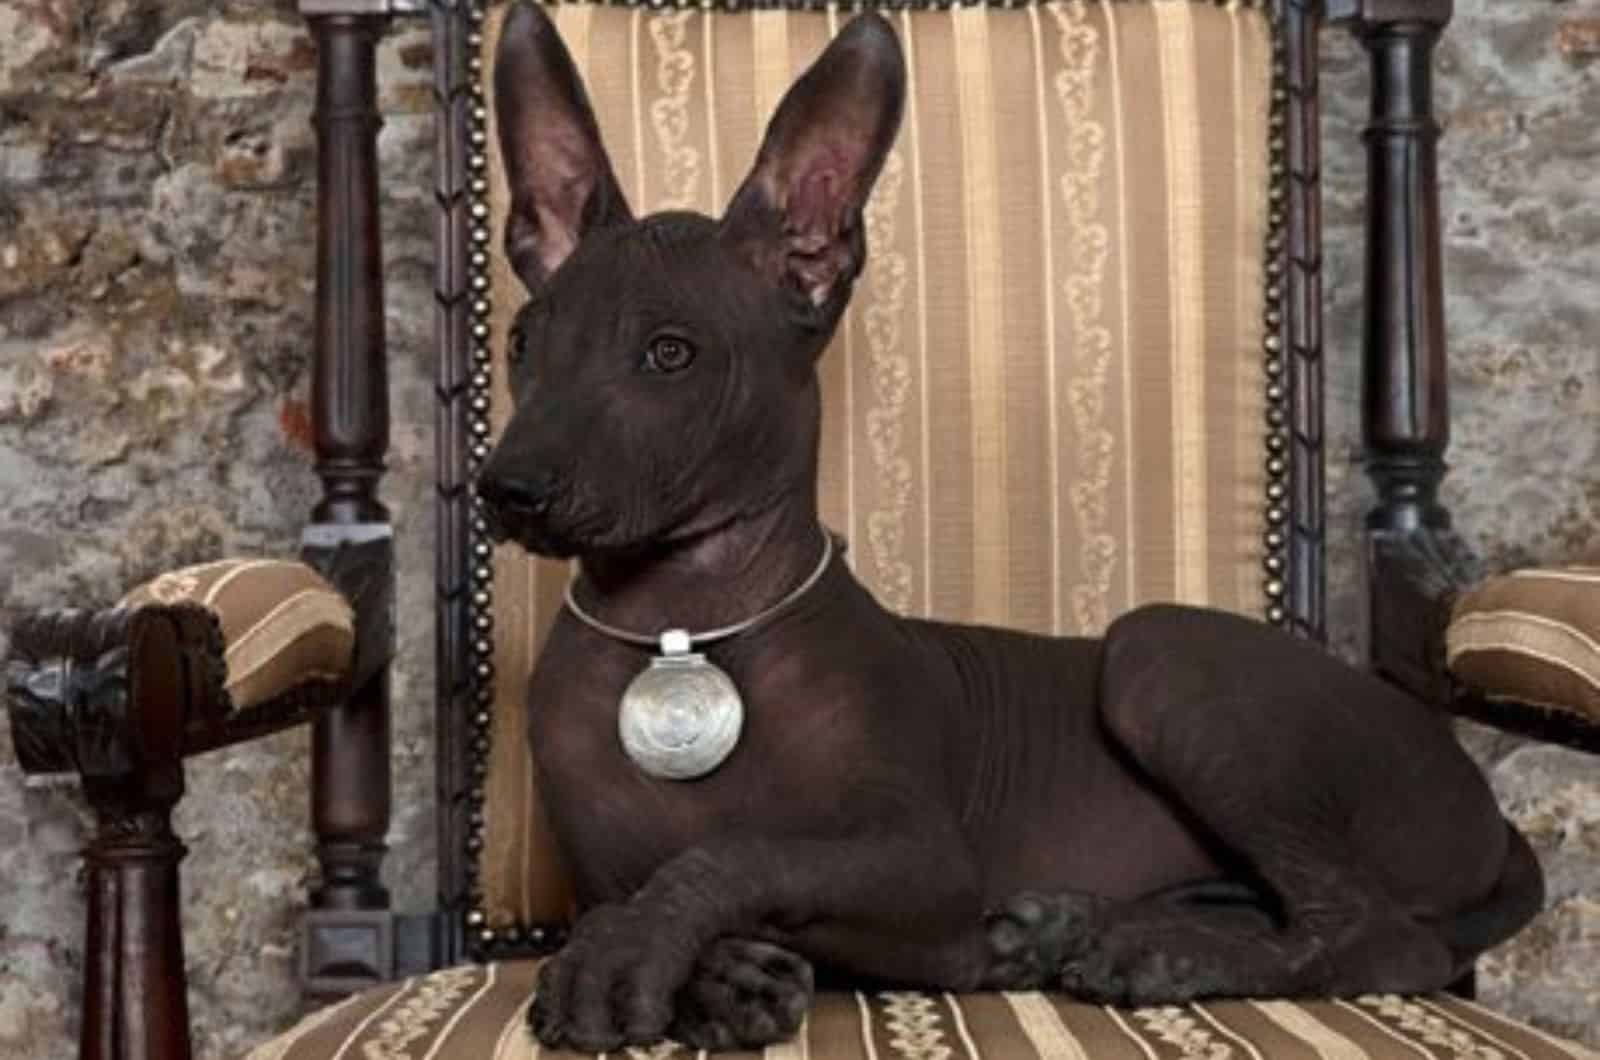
left=1555, top=18, right=1600, bottom=61
left=192, top=18, right=315, bottom=100
left=0, top=2, right=67, bottom=94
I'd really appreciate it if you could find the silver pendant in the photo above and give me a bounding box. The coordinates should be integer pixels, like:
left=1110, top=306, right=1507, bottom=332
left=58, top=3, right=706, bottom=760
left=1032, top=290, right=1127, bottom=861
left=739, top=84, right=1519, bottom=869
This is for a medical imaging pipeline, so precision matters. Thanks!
left=618, top=630, right=743, bottom=780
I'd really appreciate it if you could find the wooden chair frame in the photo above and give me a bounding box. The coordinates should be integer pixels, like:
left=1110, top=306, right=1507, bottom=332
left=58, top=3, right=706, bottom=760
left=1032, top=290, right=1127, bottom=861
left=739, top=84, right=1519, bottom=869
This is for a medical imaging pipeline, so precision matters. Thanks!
left=8, top=1, right=1596, bottom=1057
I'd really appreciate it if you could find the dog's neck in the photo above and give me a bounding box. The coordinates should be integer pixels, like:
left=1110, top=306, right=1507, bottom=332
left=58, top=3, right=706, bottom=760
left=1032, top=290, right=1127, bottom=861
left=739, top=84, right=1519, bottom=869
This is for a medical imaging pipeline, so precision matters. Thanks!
left=574, top=492, right=829, bottom=638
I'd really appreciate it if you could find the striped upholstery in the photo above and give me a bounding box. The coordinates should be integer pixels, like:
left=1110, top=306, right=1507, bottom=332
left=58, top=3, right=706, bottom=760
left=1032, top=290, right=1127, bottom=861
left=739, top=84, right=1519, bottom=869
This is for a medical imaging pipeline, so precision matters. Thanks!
left=1448, top=566, right=1600, bottom=721
left=244, top=960, right=1600, bottom=1060
left=480, top=0, right=1276, bottom=929
left=120, top=558, right=353, bottom=712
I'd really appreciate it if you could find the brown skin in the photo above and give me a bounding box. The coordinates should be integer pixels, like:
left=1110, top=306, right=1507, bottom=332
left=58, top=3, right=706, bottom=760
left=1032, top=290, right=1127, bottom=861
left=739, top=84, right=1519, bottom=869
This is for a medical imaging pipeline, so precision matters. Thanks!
left=477, top=5, right=1544, bottom=1053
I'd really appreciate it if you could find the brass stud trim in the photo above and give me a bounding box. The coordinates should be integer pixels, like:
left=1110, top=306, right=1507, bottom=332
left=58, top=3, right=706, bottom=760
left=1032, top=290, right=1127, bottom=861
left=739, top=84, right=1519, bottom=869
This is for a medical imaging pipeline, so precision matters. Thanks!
left=1259, top=3, right=1293, bottom=631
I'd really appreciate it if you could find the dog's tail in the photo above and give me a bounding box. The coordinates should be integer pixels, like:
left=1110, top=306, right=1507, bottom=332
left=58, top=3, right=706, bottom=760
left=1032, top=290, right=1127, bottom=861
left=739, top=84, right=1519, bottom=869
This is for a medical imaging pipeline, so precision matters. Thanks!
left=1435, top=819, right=1544, bottom=966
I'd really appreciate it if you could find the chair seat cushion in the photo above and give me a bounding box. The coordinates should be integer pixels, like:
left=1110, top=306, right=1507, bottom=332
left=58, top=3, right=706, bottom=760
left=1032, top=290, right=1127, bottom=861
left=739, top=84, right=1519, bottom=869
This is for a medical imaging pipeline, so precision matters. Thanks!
left=120, top=558, right=354, bottom=712
left=243, top=960, right=1597, bottom=1060
left=1447, top=566, right=1600, bottom=723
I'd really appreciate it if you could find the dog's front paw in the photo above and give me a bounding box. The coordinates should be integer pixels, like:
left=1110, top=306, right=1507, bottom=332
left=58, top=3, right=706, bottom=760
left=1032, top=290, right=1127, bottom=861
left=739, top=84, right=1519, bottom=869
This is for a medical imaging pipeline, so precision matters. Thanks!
left=982, top=890, right=1107, bottom=990
left=528, top=901, right=698, bottom=1051
left=670, top=938, right=815, bottom=1051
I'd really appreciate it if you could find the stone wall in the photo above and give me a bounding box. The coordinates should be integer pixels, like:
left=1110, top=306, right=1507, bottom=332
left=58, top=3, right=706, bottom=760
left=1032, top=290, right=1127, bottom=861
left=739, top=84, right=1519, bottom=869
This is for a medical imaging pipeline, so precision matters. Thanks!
left=0, top=2, right=1595, bottom=1057
left=0, top=3, right=438, bottom=1055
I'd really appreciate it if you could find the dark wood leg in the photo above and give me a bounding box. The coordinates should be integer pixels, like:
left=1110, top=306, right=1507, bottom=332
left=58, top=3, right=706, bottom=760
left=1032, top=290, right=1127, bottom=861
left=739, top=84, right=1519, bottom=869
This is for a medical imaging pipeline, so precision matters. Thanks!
left=81, top=804, right=191, bottom=1060
left=300, top=5, right=400, bottom=998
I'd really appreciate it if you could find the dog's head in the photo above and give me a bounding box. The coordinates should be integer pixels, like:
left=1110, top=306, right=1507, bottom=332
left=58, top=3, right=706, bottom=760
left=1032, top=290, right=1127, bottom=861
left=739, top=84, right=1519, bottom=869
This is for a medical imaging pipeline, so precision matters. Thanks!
left=477, top=2, right=904, bottom=558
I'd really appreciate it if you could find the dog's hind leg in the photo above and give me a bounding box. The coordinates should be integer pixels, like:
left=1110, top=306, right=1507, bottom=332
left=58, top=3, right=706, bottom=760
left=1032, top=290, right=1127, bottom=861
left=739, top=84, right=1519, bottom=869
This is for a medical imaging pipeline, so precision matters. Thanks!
left=1039, top=660, right=1462, bottom=1002
left=982, top=827, right=1460, bottom=1004
left=983, top=882, right=1284, bottom=994
left=1020, top=605, right=1539, bottom=1006
left=1434, top=820, right=1544, bottom=969
left=1026, top=848, right=1456, bottom=1005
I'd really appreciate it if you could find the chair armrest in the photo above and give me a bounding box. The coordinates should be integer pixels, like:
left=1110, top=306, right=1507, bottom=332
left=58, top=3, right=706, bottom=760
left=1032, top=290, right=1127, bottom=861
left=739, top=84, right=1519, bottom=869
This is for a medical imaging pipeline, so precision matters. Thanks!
left=1445, top=566, right=1600, bottom=753
left=4, top=532, right=395, bottom=774
left=6, top=600, right=348, bottom=775
left=1369, top=537, right=1600, bottom=754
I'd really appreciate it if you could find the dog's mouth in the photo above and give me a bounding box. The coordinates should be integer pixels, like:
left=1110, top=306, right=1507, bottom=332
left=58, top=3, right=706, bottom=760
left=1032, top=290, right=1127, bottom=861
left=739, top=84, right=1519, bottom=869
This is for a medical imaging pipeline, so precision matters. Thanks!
left=480, top=480, right=731, bottom=562
left=506, top=524, right=583, bottom=559
left=481, top=507, right=582, bottom=558
left=490, top=513, right=717, bottom=565
left=481, top=499, right=632, bottom=560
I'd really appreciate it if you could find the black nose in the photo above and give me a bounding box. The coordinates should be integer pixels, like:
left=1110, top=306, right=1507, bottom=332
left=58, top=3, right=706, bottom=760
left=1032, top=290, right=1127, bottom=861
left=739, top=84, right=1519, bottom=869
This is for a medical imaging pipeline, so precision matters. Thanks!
left=476, top=467, right=558, bottom=540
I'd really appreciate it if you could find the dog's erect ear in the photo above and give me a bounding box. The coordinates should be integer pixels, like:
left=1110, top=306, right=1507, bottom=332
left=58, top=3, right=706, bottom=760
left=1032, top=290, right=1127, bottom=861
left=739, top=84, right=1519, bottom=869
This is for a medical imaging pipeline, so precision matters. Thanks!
left=720, top=14, right=905, bottom=312
left=494, top=1, right=633, bottom=290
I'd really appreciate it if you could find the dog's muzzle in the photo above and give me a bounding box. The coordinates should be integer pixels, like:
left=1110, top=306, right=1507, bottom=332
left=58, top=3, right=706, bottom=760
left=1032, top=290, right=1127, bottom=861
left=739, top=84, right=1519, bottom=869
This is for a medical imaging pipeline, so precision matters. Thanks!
left=476, top=467, right=562, bottom=548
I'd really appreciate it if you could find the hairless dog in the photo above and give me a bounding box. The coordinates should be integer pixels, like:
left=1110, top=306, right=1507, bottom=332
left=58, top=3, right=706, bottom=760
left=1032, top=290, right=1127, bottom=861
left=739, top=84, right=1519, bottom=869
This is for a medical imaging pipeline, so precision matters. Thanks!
left=476, top=5, right=1543, bottom=1052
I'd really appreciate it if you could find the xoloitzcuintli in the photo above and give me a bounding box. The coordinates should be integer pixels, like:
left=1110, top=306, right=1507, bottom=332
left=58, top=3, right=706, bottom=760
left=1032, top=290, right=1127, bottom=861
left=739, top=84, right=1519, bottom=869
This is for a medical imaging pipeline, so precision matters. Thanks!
left=476, top=5, right=1543, bottom=1052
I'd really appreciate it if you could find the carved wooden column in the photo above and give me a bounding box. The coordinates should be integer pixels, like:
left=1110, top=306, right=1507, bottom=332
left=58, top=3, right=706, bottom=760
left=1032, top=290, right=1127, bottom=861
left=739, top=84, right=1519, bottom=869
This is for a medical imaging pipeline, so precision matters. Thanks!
left=1342, top=0, right=1454, bottom=535
left=1327, top=0, right=1476, bottom=702
left=299, top=0, right=399, bottom=999
left=81, top=613, right=195, bottom=1060
left=309, top=13, right=391, bottom=532
left=81, top=795, right=190, bottom=1060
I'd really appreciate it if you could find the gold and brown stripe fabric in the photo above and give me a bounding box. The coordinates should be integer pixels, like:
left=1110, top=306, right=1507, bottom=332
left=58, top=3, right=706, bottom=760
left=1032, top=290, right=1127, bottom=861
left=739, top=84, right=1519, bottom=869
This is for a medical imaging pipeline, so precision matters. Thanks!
left=245, top=959, right=1600, bottom=1060
left=1447, top=565, right=1600, bottom=722
left=478, top=0, right=1274, bottom=926
left=120, top=558, right=354, bottom=713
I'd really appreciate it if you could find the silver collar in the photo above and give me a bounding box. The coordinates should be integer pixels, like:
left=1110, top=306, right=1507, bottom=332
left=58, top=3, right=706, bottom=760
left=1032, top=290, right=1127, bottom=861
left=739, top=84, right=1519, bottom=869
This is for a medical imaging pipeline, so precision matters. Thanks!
left=563, top=528, right=836, bottom=654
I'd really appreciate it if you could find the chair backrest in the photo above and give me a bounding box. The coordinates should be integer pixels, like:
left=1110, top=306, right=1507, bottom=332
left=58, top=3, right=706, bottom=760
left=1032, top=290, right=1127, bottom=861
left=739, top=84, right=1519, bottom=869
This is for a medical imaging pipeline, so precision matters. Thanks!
left=444, top=0, right=1313, bottom=950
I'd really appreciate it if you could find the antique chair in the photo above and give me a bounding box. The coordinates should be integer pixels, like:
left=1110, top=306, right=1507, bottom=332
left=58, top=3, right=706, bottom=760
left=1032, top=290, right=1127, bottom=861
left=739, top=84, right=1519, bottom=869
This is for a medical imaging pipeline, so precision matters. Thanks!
left=7, top=0, right=1600, bottom=1057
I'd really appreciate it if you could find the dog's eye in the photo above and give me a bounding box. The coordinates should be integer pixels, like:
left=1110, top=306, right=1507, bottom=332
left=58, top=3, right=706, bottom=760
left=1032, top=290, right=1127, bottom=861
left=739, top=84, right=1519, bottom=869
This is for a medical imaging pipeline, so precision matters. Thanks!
left=508, top=325, right=528, bottom=364
left=644, top=336, right=696, bottom=374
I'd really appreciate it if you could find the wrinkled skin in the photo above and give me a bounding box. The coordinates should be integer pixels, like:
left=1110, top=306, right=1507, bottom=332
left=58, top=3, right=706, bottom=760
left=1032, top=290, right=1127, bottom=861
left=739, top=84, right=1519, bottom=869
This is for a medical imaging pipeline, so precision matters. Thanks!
left=476, top=5, right=1545, bottom=1053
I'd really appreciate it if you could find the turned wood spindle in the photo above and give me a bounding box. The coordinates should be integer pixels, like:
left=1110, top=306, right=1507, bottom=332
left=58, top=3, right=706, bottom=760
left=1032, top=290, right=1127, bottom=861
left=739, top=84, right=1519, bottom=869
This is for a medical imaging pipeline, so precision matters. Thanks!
left=306, top=10, right=394, bottom=919
left=1351, top=5, right=1454, bottom=534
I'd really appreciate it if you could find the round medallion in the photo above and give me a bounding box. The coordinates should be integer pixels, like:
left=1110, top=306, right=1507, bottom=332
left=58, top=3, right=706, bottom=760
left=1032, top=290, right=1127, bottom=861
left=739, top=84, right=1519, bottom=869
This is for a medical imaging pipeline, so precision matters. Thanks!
left=618, top=653, right=743, bottom=780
